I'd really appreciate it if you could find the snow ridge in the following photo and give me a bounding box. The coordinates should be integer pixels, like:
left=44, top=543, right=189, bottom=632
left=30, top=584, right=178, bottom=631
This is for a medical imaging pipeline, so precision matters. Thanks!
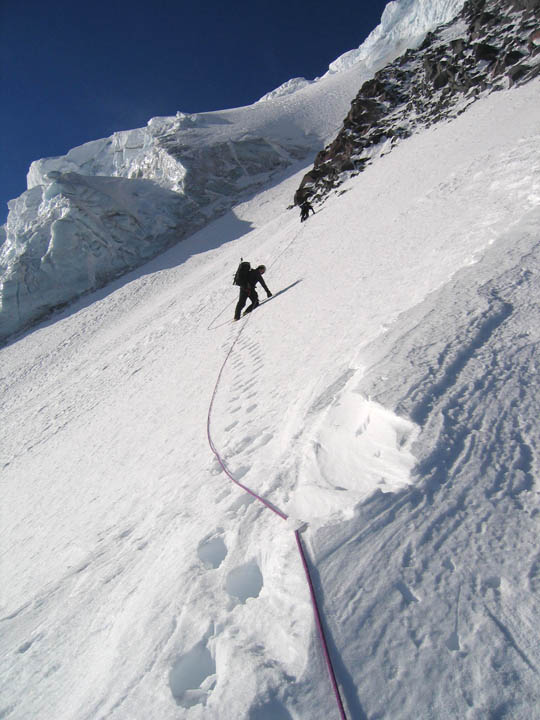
left=327, top=0, right=466, bottom=73
left=259, top=0, right=467, bottom=101
left=296, top=0, right=540, bottom=203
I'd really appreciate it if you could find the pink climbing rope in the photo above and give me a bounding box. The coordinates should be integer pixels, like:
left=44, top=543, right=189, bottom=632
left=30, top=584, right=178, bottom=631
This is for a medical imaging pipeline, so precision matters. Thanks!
left=207, top=318, right=348, bottom=720
left=295, top=530, right=348, bottom=720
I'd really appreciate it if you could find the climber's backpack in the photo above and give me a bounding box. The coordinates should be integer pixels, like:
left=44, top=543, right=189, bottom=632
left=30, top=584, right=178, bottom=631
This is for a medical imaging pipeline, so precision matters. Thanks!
left=233, top=260, right=251, bottom=287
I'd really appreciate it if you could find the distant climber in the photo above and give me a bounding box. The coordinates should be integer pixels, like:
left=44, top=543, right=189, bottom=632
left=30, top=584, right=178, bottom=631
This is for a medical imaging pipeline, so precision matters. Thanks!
left=300, top=199, right=315, bottom=222
left=234, top=263, right=272, bottom=321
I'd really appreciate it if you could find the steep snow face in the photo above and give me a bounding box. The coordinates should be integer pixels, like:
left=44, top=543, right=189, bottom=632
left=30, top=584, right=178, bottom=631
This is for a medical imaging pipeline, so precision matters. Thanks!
left=1, top=77, right=539, bottom=720
left=0, top=121, right=311, bottom=342
left=0, top=0, right=469, bottom=344
left=0, top=72, right=360, bottom=344
left=327, top=0, right=467, bottom=73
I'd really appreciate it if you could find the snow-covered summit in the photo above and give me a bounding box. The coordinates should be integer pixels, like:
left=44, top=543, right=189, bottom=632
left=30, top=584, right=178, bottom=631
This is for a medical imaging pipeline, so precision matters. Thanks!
left=256, top=0, right=467, bottom=103
left=296, top=0, right=540, bottom=203
left=327, top=0, right=466, bottom=74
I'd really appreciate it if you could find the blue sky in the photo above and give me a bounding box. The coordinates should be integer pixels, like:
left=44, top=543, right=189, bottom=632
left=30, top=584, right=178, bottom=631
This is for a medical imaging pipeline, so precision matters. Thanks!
left=1, top=0, right=389, bottom=223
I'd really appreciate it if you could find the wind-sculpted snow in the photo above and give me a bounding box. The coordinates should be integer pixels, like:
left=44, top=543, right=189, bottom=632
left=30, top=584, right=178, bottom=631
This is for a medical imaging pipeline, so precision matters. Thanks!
left=334, top=206, right=540, bottom=717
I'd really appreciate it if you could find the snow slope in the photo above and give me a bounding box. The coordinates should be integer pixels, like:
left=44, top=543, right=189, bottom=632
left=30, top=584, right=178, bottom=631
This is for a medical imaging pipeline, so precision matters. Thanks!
left=0, top=0, right=466, bottom=342
left=1, top=66, right=539, bottom=719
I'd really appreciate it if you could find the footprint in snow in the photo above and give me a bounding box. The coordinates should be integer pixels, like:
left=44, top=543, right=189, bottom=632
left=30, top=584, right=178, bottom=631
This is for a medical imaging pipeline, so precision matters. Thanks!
left=210, top=458, right=224, bottom=476
left=197, top=534, right=228, bottom=570
left=233, top=435, right=255, bottom=453
left=214, top=487, right=231, bottom=503
left=225, top=560, right=263, bottom=603
left=249, top=697, right=294, bottom=719
left=255, top=433, right=272, bottom=449
left=529, top=553, right=540, bottom=593
left=169, top=639, right=216, bottom=709
left=395, top=580, right=419, bottom=606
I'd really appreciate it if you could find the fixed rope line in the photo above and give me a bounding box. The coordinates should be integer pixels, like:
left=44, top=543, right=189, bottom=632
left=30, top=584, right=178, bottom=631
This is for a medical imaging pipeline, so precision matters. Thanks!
left=294, top=530, right=348, bottom=720
left=207, top=315, right=348, bottom=720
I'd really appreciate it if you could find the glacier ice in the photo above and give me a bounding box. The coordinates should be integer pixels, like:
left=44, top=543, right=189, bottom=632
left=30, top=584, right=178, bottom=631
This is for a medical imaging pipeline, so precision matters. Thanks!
left=327, top=0, right=467, bottom=74
left=1, top=128, right=313, bottom=341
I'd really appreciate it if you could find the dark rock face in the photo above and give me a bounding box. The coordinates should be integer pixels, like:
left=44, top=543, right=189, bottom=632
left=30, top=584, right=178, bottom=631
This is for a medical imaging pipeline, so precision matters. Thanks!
left=510, top=0, right=540, bottom=10
left=295, top=0, right=540, bottom=206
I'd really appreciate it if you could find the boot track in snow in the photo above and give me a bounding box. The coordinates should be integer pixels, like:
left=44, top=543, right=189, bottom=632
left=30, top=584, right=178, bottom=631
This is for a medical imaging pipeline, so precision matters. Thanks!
left=207, top=310, right=349, bottom=720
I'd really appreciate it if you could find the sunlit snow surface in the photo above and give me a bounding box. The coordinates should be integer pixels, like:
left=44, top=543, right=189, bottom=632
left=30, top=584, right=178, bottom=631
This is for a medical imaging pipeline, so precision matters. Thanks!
left=1, top=72, right=539, bottom=718
left=327, top=0, right=466, bottom=73
left=0, top=0, right=467, bottom=342
left=258, top=0, right=467, bottom=100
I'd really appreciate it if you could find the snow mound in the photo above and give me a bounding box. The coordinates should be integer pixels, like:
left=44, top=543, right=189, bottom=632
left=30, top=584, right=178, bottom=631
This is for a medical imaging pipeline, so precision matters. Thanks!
left=291, top=373, right=418, bottom=525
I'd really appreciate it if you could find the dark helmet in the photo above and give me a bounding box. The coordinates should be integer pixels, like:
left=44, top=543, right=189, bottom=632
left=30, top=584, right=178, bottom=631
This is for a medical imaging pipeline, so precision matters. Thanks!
left=257, top=265, right=266, bottom=274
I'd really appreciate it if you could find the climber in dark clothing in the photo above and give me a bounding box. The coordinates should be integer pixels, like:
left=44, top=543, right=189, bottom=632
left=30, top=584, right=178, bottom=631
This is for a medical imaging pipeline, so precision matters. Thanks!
left=234, top=265, right=272, bottom=320
left=300, top=200, right=315, bottom=222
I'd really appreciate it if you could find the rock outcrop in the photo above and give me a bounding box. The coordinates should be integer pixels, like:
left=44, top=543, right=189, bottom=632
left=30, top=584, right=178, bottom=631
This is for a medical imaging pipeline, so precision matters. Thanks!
left=295, top=0, right=540, bottom=205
